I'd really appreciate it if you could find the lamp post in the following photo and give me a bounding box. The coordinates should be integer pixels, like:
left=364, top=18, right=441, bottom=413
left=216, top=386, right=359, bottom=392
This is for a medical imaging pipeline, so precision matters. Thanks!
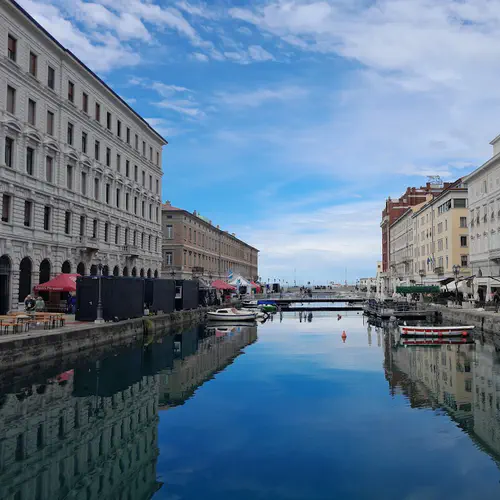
left=419, top=269, right=425, bottom=284
left=452, top=264, right=461, bottom=304
left=95, top=262, right=104, bottom=324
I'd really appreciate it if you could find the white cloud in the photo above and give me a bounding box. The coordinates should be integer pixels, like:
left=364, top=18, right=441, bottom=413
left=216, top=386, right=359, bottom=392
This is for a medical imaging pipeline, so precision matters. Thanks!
left=237, top=26, right=253, bottom=36
left=155, top=99, right=205, bottom=118
left=216, top=85, right=308, bottom=107
left=248, top=45, right=274, bottom=61
left=176, top=1, right=214, bottom=19
left=191, top=52, right=210, bottom=62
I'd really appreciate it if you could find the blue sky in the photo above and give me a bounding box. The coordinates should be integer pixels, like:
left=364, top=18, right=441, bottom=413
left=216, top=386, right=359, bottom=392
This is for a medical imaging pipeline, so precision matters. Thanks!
left=19, top=0, right=500, bottom=283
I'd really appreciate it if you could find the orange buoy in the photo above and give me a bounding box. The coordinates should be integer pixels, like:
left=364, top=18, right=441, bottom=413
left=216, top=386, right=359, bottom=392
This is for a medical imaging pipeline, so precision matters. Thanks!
left=341, top=330, right=347, bottom=343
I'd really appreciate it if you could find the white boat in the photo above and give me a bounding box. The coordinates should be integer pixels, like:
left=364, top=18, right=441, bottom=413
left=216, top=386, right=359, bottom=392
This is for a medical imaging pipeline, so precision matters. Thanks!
left=401, top=325, right=475, bottom=337
left=207, top=308, right=257, bottom=321
left=242, top=300, right=259, bottom=308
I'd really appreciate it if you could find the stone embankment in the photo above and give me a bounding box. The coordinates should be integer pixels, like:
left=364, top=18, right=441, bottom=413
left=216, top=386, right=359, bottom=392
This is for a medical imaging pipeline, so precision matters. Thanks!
left=0, top=308, right=212, bottom=371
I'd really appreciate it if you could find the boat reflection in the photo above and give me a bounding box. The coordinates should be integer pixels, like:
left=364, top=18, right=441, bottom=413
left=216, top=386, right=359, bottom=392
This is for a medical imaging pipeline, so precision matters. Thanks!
left=0, top=323, right=257, bottom=500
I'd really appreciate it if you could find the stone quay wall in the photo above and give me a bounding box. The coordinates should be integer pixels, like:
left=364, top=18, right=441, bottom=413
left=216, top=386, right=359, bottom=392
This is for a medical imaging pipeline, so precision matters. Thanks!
left=0, top=308, right=211, bottom=371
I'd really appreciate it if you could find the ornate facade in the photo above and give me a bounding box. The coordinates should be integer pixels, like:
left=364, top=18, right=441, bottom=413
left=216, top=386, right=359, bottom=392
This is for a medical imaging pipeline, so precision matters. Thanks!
left=0, top=0, right=167, bottom=313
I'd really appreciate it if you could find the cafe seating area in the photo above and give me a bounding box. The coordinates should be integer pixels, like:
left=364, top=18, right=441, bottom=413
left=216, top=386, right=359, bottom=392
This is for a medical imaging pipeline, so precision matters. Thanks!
left=0, top=312, right=66, bottom=335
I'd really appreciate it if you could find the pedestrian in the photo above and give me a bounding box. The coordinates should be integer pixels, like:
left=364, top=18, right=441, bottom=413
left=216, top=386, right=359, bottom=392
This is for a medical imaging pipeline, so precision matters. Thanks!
left=35, top=296, right=45, bottom=312
left=24, top=294, right=35, bottom=312
left=494, top=289, right=500, bottom=313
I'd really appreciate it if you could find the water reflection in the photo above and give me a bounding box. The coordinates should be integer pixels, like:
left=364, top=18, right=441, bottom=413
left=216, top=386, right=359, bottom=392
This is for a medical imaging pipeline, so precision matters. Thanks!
left=0, top=324, right=257, bottom=500
left=383, top=326, right=500, bottom=466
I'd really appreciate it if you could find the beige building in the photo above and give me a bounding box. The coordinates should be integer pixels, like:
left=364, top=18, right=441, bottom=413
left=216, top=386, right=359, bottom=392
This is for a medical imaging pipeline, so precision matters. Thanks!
left=161, top=202, right=259, bottom=281
left=412, top=179, right=470, bottom=285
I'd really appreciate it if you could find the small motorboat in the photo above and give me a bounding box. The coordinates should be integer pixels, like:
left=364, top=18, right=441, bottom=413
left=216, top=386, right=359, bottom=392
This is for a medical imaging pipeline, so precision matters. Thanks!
left=400, top=325, right=475, bottom=337
left=242, top=300, right=259, bottom=308
left=207, top=308, right=257, bottom=321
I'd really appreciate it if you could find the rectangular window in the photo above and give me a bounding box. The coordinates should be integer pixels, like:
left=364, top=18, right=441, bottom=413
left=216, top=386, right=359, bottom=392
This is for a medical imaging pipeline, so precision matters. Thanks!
left=81, top=172, right=87, bottom=195
left=454, top=198, right=467, bottom=208
left=106, top=183, right=110, bottom=204
left=66, top=165, right=73, bottom=190
left=117, top=120, right=121, bottom=137
left=165, top=252, right=172, bottom=266
left=65, top=211, right=71, bottom=235
left=29, top=51, right=37, bottom=76
left=43, top=206, right=51, bottom=231
left=46, top=110, right=54, bottom=135
left=126, top=160, right=130, bottom=177
left=460, top=216, right=467, bottom=228
left=106, top=147, right=111, bottom=167
left=156, top=151, right=159, bottom=166
left=166, top=225, right=173, bottom=239
left=115, top=226, right=119, bottom=245
left=26, top=147, right=34, bottom=175
left=156, top=179, right=159, bottom=194
left=135, top=134, right=139, bottom=150
left=156, top=206, right=158, bottom=222
left=80, top=215, right=85, bottom=236
left=94, top=177, right=99, bottom=200
left=134, top=165, right=138, bottom=182
left=95, top=102, right=100, bottom=122
left=47, top=66, right=55, bottom=89
left=126, top=127, right=130, bottom=144
left=45, top=156, right=53, bottom=183
left=82, top=92, right=88, bottom=113
left=95, top=140, right=100, bottom=160
left=116, top=154, right=121, bottom=172
left=134, top=196, right=137, bottom=214
left=142, top=201, right=145, bottom=217
left=104, top=222, right=109, bottom=242
left=142, top=141, right=146, bottom=156
left=67, top=122, right=73, bottom=146
left=92, top=219, right=98, bottom=239
left=2, top=194, right=11, bottom=223
left=82, top=132, right=87, bottom=154
left=28, top=99, right=36, bottom=125
left=461, top=255, right=468, bottom=267
left=149, top=146, right=153, bottom=161
left=116, top=188, right=120, bottom=208
left=125, top=193, right=129, bottom=211
left=149, top=175, right=152, bottom=190
left=149, top=204, right=152, bottom=220
left=8, top=34, right=17, bottom=61
left=68, top=81, right=74, bottom=102
left=7, top=85, right=15, bottom=114
left=5, top=137, right=13, bottom=167
left=142, top=171, right=145, bottom=186
left=460, top=235, right=468, bottom=247
left=124, top=228, right=129, bottom=244
left=107, top=112, right=112, bottom=130
left=24, top=201, right=32, bottom=227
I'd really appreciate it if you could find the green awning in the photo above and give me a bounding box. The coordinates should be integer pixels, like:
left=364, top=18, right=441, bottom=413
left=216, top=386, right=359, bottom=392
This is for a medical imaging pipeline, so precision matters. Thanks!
left=396, top=286, right=440, bottom=294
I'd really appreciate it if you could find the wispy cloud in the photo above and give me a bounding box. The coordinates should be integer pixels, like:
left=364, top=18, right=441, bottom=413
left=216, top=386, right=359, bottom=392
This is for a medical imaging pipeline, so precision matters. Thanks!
left=216, top=85, right=308, bottom=107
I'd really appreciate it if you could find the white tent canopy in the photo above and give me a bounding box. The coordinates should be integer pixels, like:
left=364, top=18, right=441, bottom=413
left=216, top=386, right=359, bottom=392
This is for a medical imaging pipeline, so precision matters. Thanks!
left=228, top=275, right=252, bottom=288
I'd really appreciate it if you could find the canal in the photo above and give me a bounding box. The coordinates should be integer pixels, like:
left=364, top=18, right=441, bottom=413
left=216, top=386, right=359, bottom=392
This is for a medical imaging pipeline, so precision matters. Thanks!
left=2, top=311, right=500, bottom=499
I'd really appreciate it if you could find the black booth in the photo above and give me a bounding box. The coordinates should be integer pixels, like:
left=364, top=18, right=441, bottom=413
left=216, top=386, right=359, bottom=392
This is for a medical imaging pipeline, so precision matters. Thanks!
left=175, top=280, right=199, bottom=310
left=76, top=276, right=144, bottom=322
left=144, top=279, right=175, bottom=314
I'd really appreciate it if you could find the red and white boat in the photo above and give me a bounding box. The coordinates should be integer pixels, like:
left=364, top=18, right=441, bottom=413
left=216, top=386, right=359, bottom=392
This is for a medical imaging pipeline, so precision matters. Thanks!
left=400, top=325, right=474, bottom=337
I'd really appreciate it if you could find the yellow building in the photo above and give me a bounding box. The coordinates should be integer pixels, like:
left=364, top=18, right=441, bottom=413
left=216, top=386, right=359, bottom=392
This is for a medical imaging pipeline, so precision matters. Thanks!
left=412, top=179, right=470, bottom=284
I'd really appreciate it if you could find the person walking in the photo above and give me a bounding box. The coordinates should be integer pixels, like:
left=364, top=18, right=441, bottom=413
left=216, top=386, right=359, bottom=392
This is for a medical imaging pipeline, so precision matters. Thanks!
left=35, top=296, right=45, bottom=312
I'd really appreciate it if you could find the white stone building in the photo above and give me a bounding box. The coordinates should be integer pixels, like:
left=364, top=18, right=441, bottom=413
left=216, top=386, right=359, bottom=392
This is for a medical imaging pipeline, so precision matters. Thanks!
left=389, top=208, right=415, bottom=292
left=0, top=0, right=167, bottom=313
left=466, top=135, right=500, bottom=301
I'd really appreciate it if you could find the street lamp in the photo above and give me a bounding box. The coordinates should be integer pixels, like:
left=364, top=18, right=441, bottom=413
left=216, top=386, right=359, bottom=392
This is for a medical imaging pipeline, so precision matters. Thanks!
left=95, top=262, right=104, bottom=324
left=452, top=264, right=461, bottom=304
left=419, top=269, right=425, bottom=284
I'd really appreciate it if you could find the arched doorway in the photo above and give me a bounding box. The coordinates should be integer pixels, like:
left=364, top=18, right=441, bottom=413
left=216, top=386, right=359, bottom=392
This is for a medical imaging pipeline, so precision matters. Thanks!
left=147, top=269, right=152, bottom=278
left=90, top=264, right=98, bottom=276
left=154, top=270, right=159, bottom=278
left=61, top=261, right=71, bottom=273
left=0, top=255, right=11, bottom=315
left=140, top=268, right=145, bottom=278
left=18, top=257, right=32, bottom=303
left=39, top=259, right=51, bottom=284
left=102, top=265, right=109, bottom=276
left=123, top=266, right=129, bottom=277
left=77, top=262, right=85, bottom=276
left=113, top=266, right=119, bottom=277
left=131, top=267, right=137, bottom=277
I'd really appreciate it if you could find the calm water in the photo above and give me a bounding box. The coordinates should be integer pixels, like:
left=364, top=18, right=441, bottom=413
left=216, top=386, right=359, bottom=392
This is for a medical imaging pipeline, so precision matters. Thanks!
left=2, top=313, right=500, bottom=499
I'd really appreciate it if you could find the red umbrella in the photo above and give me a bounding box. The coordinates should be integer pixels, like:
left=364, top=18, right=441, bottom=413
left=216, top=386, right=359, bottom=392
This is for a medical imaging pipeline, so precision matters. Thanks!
left=34, top=273, right=79, bottom=293
left=211, top=280, right=236, bottom=290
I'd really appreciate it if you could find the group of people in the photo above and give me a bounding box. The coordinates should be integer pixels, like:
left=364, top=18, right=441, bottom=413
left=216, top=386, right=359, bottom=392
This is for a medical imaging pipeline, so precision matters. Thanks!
left=23, top=295, right=45, bottom=312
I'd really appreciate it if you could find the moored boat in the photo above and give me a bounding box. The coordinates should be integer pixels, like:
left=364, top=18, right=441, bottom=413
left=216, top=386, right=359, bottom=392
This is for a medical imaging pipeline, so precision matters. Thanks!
left=207, top=308, right=257, bottom=321
left=401, top=325, right=474, bottom=337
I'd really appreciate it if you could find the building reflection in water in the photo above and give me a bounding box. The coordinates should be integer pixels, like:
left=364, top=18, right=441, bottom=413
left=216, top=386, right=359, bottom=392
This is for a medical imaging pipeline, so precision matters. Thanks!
left=0, top=323, right=257, bottom=500
left=382, top=325, right=500, bottom=465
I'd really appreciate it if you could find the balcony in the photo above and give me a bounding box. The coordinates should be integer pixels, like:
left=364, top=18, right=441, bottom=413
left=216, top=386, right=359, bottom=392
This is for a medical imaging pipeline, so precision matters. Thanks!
left=489, top=249, right=500, bottom=261
left=78, top=236, right=99, bottom=253
left=122, top=244, right=139, bottom=258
